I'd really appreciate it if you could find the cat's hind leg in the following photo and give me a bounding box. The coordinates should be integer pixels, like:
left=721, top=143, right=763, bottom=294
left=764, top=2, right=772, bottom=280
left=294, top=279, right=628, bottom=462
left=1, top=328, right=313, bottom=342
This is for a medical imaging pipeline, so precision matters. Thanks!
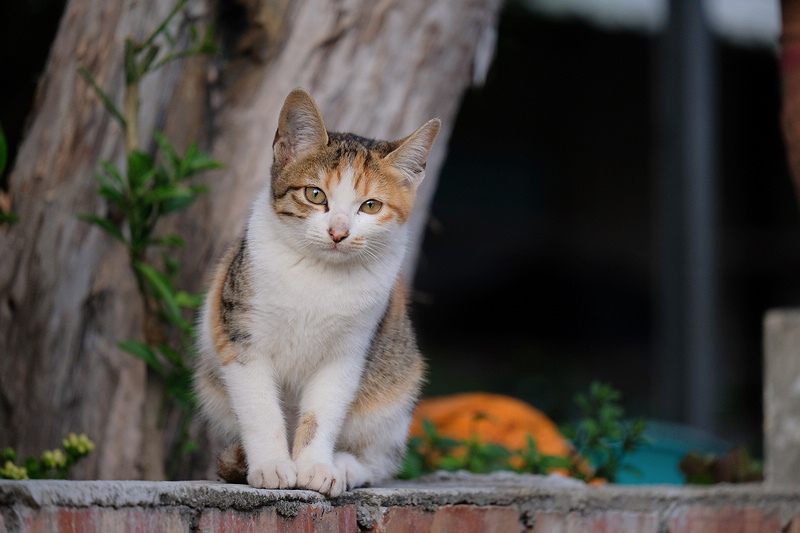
left=335, top=399, right=417, bottom=490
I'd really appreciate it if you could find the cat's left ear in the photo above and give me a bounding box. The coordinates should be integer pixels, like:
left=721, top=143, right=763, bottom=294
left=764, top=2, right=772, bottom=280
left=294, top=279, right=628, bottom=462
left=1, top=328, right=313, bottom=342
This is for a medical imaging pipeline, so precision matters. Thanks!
left=384, top=118, right=441, bottom=188
left=273, top=88, right=329, bottom=166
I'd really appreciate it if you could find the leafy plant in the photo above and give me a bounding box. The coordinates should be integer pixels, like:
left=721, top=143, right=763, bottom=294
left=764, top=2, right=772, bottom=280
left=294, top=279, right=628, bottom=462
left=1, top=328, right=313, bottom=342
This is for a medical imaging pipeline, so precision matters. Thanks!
left=399, top=416, right=568, bottom=479
left=399, top=419, right=460, bottom=479
left=1, top=433, right=95, bottom=480
left=400, top=382, right=647, bottom=484
left=514, top=434, right=573, bottom=475
left=679, top=446, right=763, bottom=485
left=78, top=0, right=219, bottom=477
left=561, top=381, right=648, bottom=482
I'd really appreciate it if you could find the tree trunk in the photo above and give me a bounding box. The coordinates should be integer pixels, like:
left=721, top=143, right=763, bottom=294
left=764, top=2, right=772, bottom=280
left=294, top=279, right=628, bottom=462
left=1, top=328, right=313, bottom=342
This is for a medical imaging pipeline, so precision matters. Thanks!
left=0, top=0, right=501, bottom=480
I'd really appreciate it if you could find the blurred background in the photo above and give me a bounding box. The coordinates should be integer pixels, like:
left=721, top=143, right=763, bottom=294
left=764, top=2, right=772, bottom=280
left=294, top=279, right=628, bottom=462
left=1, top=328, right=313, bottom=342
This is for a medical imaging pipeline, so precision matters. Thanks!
left=411, top=0, right=788, bottom=460
left=0, top=0, right=792, bottom=481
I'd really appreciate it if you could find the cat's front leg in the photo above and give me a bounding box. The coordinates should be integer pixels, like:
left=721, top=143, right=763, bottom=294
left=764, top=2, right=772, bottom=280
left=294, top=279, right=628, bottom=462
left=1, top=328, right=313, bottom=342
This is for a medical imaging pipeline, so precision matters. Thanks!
left=222, top=356, right=296, bottom=489
left=292, top=358, right=363, bottom=497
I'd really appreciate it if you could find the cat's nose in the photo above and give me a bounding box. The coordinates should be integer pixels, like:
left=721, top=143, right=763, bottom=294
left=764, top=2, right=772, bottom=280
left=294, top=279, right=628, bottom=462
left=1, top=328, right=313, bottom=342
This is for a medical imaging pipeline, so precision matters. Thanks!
left=328, top=214, right=350, bottom=243
left=329, top=228, right=349, bottom=243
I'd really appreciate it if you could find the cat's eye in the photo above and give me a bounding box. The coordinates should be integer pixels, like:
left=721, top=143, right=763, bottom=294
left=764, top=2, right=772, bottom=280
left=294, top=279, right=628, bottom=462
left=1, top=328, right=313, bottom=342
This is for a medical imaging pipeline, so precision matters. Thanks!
left=305, top=187, right=327, bottom=205
left=360, top=199, right=383, bottom=215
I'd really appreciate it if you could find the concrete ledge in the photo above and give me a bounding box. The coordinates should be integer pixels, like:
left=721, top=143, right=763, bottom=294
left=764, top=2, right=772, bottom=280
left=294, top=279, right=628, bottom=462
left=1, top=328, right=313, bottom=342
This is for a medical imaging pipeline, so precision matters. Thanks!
left=2, top=471, right=800, bottom=532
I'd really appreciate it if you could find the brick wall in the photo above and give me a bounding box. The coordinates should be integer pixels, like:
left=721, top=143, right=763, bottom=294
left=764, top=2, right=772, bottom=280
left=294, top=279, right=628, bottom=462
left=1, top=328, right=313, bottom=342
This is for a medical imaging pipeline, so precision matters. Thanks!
left=2, top=472, right=800, bottom=532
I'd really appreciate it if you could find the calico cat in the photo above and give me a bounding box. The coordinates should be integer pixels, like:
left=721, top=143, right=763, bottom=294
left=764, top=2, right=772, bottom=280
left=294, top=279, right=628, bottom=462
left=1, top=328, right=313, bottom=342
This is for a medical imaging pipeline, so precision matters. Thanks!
left=194, top=88, right=440, bottom=497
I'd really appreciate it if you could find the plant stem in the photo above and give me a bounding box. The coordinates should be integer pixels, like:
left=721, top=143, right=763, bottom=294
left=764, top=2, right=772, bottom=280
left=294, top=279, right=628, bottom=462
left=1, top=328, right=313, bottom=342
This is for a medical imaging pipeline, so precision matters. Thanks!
left=124, top=83, right=140, bottom=153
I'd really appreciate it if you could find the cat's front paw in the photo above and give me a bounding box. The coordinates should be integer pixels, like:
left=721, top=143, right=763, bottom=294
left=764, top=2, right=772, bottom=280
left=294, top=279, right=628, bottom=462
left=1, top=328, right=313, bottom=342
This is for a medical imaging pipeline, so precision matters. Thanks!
left=296, top=462, right=345, bottom=497
left=247, top=459, right=297, bottom=489
left=334, top=452, right=373, bottom=490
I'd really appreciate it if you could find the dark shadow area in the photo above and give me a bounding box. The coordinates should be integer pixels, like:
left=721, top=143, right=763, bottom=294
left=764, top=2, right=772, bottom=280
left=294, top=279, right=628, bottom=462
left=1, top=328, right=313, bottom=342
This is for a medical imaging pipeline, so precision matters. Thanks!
left=413, top=5, right=794, bottom=452
left=0, top=0, right=67, bottom=188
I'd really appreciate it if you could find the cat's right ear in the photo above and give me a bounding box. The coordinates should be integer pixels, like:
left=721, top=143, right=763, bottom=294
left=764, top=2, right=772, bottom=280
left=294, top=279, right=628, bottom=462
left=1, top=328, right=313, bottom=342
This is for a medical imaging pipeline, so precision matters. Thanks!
left=384, top=118, right=441, bottom=189
left=273, top=88, right=329, bottom=166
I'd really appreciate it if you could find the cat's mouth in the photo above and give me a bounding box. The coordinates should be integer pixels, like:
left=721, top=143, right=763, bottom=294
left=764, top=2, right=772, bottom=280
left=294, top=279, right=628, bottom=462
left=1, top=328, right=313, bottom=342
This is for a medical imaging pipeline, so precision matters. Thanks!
left=325, top=242, right=349, bottom=255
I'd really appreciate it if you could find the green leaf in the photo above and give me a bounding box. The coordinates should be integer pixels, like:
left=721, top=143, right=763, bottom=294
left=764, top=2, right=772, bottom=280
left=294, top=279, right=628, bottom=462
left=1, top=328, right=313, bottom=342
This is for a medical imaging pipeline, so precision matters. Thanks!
left=177, top=142, right=198, bottom=177
left=119, top=339, right=165, bottom=375
left=149, top=234, right=186, bottom=248
left=2, top=447, right=16, bottom=463
left=163, top=253, right=181, bottom=278
left=439, top=455, right=463, bottom=472
left=138, top=44, right=160, bottom=76
left=397, top=449, right=424, bottom=480
left=422, top=419, right=438, bottom=440
left=139, top=0, right=187, bottom=53
left=166, top=368, right=194, bottom=408
left=145, top=184, right=195, bottom=204
left=175, top=291, right=203, bottom=309
left=127, top=150, right=156, bottom=191
left=157, top=344, right=185, bottom=367
left=77, top=67, right=127, bottom=128
left=134, top=261, right=181, bottom=319
left=159, top=186, right=207, bottom=214
left=154, top=131, right=180, bottom=174
left=0, top=210, right=19, bottom=225
left=93, top=170, right=126, bottom=205
left=98, top=160, right=124, bottom=186
left=78, top=213, right=125, bottom=243
left=184, top=151, right=223, bottom=176
left=198, top=24, right=218, bottom=55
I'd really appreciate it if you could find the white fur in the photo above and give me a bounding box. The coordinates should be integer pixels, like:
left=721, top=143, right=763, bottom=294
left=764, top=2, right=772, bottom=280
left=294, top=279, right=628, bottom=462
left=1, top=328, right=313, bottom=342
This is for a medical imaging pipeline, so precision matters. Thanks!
left=197, top=165, right=410, bottom=497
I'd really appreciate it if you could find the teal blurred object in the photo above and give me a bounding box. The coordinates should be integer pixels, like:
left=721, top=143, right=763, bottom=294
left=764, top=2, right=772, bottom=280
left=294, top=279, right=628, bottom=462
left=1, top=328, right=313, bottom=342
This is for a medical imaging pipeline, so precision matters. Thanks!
left=616, top=421, right=730, bottom=484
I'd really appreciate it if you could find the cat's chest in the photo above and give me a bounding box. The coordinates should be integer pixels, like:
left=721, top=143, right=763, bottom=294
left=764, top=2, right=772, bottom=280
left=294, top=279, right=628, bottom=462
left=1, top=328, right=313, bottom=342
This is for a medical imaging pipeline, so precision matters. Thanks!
left=246, top=249, right=391, bottom=361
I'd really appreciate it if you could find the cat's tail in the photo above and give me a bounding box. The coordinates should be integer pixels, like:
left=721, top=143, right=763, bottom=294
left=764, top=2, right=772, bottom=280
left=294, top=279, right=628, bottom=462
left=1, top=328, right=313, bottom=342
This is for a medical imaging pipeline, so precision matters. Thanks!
left=217, top=442, right=248, bottom=484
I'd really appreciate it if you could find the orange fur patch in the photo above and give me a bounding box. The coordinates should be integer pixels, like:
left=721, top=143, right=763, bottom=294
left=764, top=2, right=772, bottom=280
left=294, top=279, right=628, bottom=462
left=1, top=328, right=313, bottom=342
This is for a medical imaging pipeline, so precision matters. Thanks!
left=293, top=412, right=318, bottom=457
left=208, top=245, right=238, bottom=366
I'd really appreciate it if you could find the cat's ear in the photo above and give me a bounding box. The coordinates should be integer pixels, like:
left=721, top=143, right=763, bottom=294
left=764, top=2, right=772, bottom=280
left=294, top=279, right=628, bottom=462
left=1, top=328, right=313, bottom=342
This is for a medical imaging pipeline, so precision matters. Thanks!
left=273, top=88, right=329, bottom=166
left=384, top=118, right=441, bottom=188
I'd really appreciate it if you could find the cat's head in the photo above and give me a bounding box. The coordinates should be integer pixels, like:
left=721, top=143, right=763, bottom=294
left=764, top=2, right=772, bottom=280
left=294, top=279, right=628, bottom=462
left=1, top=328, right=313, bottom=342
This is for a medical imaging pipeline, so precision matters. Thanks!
left=269, top=88, right=440, bottom=264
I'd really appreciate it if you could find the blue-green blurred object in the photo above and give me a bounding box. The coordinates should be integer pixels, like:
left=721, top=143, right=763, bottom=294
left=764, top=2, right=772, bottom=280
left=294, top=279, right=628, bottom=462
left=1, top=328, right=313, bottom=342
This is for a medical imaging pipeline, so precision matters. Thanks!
left=616, top=421, right=730, bottom=484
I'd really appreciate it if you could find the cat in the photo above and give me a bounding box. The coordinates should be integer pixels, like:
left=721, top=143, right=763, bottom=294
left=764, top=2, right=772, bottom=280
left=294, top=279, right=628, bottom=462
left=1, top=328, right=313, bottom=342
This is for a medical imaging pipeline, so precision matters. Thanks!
left=193, top=87, right=440, bottom=497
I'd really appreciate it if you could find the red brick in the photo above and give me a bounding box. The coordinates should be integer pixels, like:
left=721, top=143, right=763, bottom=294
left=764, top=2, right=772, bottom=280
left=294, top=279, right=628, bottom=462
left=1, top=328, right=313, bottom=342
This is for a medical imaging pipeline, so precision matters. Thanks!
left=590, top=511, right=658, bottom=533
left=786, top=515, right=800, bottom=533
left=744, top=507, right=782, bottom=533
left=279, top=505, right=358, bottom=533
left=379, top=506, right=434, bottom=533
left=669, top=506, right=783, bottom=533
left=13, top=507, right=189, bottom=533
left=197, top=507, right=279, bottom=532
left=430, top=505, right=521, bottom=533
left=531, top=510, right=568, bottom=533
left=670, top=507, right=721, bottom=533
left=198, top=505, right=358, bottom=533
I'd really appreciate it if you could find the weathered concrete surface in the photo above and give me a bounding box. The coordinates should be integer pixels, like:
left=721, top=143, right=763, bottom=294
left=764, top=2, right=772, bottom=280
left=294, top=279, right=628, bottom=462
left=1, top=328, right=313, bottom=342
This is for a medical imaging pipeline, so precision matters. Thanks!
left=764, top=309, right=800, bottom=489
left=2, top=471, right=800, bottom=532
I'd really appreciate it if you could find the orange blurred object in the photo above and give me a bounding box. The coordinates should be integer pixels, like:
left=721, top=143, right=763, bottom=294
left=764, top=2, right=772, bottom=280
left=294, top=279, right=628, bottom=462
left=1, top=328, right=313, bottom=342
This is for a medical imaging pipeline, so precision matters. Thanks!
left=409, top=392, right=572, bottom=462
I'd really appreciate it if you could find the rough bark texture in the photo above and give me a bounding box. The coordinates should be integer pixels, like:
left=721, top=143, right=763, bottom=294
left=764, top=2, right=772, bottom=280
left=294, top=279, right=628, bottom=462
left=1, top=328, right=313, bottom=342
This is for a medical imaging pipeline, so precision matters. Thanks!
left=0, top=0, right=501, bottom=479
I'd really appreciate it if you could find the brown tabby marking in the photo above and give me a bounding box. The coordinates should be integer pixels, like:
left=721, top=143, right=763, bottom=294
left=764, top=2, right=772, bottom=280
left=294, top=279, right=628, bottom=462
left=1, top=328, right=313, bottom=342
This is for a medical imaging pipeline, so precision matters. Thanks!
left=270, top=132, right=418, bottom=226
left=217, top=442, right=248, bottom=484
left=349, top=280, right=424, bottom=416
left=207, top=236, right=253, bottom=366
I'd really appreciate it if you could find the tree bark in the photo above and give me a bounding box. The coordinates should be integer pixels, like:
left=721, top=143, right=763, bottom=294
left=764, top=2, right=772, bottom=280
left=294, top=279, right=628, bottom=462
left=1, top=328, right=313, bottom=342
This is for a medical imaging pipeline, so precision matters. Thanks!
left=0, top=0, right=501, bottom=479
